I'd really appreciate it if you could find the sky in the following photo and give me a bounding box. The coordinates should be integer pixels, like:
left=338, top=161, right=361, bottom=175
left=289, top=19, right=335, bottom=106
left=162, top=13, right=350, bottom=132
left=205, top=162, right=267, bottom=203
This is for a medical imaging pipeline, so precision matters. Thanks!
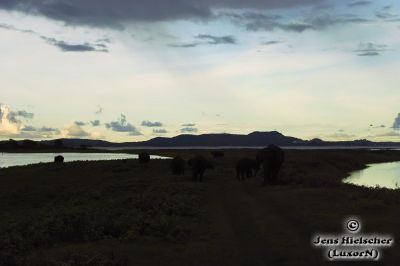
left=0, top=0, right=399, bottom=142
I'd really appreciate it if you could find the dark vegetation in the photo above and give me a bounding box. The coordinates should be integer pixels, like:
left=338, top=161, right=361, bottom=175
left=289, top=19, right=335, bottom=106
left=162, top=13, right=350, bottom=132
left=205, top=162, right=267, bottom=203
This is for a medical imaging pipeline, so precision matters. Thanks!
left=1, top=149, right=400, bottom=265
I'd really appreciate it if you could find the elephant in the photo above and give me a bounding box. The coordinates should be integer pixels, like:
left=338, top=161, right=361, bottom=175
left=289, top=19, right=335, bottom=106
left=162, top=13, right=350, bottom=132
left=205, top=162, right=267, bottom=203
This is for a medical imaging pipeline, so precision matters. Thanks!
left=236, top=158, right=259, bottom=181
left=138, top=152, right=150, bottom=164
left=256, top=145, right=285, bottom=185
left=54, top=155, right=64, bottom=163
left=170, top=156, right=185, bottom=175
left=187, top=155, right=214, bottom=182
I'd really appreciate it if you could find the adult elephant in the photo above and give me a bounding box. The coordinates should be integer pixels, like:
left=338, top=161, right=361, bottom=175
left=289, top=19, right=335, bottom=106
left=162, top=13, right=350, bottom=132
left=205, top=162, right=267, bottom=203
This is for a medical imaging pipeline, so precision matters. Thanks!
left=256, top=145, right=285, bottom=185
left=188, top=155, right=214, bottom=182
left=236, top=158, right=259, bottom=181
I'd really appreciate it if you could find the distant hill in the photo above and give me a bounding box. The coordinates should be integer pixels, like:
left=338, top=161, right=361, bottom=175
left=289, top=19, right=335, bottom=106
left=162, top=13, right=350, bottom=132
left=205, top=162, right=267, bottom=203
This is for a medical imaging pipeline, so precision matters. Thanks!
left=1, top=131, right=400, bottom=150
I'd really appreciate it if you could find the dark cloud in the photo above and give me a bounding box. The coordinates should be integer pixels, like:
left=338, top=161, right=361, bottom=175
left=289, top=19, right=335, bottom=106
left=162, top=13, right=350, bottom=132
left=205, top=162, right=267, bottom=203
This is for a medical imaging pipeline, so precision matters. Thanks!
left=348, top=1, right=371, bottom=7
left=7, top=109, right=34, bottom=124
left=0, top=23, right=36, bottom=34
left=105, top=114, right=142, bottom=136
left=369, top=124, right=385, bottom=129
left=353, top=42, right=387, bottom=56
left=0, top=23, right=110, bottom=53
left=74, top=121, right=86, bottom=126
left=261, top=40, right=282, bottom=45
left=0, top=0, right=322, bottom=28
left=90, top=120, right=101, bottom=127
left=95, top=105, right=103, bottom=115
left=22, top=125, right=60, bottom=134
left=392, top=113, right=400, bottom=130
left=141, top=120, right=163, bottom=127
left=41, top=36, right=108, bottom=52
left=181, top=127, right=198, bottom=133
left=223, top=12, right=368, bottom=32
left=375, top=6, right=398, bottom=20
left=153, top=128, right=168, bottom=134
left=182, top=123, right=196, bottom=127
left=196, top=34, right=236, bottom=44
left=169, top=34, right=236, bottom=48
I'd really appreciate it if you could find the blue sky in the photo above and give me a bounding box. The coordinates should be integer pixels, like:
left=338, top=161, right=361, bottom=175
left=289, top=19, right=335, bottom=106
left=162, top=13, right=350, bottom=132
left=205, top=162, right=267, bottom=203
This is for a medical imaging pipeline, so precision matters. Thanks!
left=0, top=0, right=399, bottom=142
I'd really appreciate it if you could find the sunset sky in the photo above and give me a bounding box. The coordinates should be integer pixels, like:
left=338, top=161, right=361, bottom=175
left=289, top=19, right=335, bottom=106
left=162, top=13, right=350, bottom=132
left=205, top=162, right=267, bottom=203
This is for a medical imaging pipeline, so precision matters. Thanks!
left=0, top=0, right=399, bottom=142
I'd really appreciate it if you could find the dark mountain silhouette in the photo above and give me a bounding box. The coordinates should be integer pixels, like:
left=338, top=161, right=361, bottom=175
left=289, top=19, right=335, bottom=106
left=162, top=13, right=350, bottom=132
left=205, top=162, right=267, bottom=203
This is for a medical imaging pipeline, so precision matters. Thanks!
left=1, top=131, right=400, bottom=149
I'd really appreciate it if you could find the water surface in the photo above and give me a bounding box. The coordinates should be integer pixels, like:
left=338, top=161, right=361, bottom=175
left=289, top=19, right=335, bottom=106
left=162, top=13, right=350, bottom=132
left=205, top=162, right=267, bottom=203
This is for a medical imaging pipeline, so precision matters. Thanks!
left=0, top=153, right=168, bottom=168
left=344, top=162, right=400, bottom=189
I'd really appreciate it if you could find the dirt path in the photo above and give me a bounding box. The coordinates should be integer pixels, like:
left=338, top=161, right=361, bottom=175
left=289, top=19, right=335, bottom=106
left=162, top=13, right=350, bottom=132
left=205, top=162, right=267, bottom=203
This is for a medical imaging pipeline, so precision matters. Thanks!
left=204, top=166, right=323, bottom=266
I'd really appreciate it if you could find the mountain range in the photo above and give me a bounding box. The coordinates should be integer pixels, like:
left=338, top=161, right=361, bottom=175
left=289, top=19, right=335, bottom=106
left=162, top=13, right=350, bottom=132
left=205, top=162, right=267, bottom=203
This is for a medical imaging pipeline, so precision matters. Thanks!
left=35, top=131, right=400, bottom=148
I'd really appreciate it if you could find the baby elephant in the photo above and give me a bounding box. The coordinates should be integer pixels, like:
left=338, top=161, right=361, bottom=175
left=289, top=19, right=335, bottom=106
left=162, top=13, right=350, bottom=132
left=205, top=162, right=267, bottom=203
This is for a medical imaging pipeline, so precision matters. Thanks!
left=188, top=155, right=214, bottom=182
left=236, top=158, right=259, bottom=181
left=170, top=156, right=185, bottom=175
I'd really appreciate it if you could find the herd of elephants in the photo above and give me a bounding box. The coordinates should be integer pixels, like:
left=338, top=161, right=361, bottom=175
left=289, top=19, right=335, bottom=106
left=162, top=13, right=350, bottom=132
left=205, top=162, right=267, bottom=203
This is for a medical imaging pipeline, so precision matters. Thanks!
left=53, top=144, right=285, bottom=186
left=169, top=144, right=285, bottom=186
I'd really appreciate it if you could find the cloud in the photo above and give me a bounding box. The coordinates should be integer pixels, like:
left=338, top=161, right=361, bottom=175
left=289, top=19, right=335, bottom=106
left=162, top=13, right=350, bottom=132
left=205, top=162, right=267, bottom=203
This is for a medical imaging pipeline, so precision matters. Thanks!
left=141, top=120, right=163, bottom=127
left=181, top=127, right=199, bottom=133
left=41, top=36, right=108, bottom=52
left=74, top=121, right=86, bottom=126
left=325, top=132, right=356, bottom=139
left=348, top=1, right=371, bottom=7
left=353, top=42, right=388, bottom=56
left=169, top=34, right=236, bottom=48
left=90, top=120, right=101, bottom=127
left=392, top=113, right=400, bottom=130
left=261, top=40, right=282, bottom=46
left=20, top=125, right=61, bottom=138
left=153, top=128, right=168, bottom=134
left=95, top=105, right=103, bottom=115
left=375, top=6, right=398, bottom=20
left=0, top=0, right=322, bottom=29
left=0, top=23, right=110, bottom=53
left=376, top=131, right=400, bottom=137
left=182, top=123, right=196, bottom=127
left=63, top=124, right=90, bottom=138
left=196, top=34, right=236, bottom=44
left=105, top=114, right=142, bottom=136
left=223, top=12, right=368, bottom=32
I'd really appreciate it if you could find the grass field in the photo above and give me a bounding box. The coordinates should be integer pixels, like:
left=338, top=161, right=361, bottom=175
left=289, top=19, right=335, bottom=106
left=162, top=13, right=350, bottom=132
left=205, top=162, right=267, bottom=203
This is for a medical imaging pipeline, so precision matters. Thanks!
left=1, top=149, right=400, bottom=265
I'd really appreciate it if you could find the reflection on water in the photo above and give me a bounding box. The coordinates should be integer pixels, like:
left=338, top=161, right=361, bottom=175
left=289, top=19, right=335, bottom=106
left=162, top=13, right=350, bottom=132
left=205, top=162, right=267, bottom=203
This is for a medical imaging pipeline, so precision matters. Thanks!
left=344, top=162, right=400, bottom=189
left=0, top=153, right=168, bottom=168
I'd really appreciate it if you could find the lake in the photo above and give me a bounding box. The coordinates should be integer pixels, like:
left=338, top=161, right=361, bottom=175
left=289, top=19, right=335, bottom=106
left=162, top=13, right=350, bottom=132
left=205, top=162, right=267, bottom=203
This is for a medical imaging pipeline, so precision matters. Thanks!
left=0, top=153, right=169, bottom=168
left=344, top=162, right=400, bottom=189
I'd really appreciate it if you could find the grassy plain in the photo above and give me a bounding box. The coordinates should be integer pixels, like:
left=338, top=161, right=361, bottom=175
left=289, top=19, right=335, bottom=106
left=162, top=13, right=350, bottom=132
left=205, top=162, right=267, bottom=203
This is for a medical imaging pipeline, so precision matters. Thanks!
left=1, top=149, right=400, bottom=265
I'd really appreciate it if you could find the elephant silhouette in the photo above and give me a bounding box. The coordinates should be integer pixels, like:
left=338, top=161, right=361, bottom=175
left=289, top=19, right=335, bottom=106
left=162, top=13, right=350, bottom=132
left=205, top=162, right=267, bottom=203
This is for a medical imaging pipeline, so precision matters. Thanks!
left=236, top=158, right=259, bottom=181
left=54, top=155, right=64, bottom=163
left=138, top=152, right=150, bottom=164
left=170, top=156, right=185, bottom=175
left=256, top=145, right=285, bottom=185
left=187, top=155, right=214, bottom=182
